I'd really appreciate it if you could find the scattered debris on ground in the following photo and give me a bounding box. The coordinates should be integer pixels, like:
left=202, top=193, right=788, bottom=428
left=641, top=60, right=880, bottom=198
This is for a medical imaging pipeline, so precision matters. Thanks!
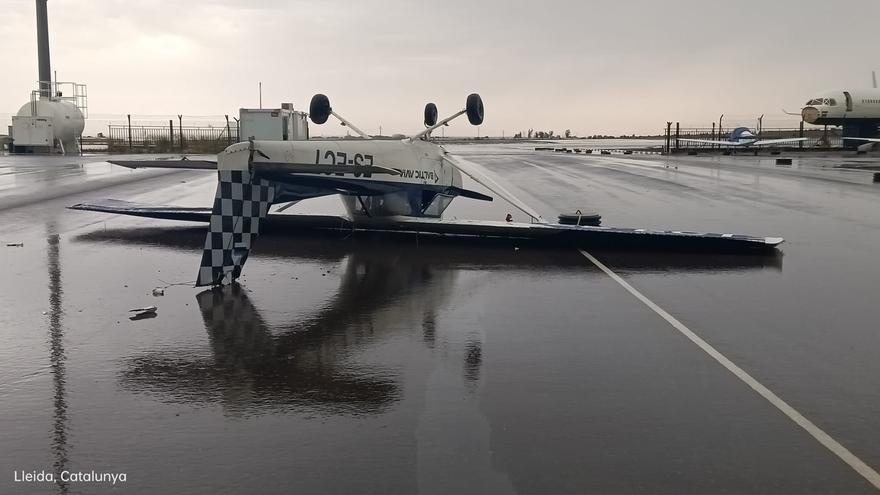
left=129, top=306, right=158, bottom=320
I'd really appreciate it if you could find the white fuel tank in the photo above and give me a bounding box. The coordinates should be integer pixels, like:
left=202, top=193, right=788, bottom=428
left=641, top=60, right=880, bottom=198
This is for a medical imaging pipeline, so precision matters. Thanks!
left=14, top=99, right=85, bottom=151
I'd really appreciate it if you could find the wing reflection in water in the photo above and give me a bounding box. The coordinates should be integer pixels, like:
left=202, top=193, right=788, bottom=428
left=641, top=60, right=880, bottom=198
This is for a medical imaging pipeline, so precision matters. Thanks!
left=97, top=225, right=781, bottom=417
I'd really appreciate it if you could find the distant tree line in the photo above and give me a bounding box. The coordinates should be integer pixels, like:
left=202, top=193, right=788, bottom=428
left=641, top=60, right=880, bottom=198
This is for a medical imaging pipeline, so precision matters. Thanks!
left=509, top=129, right=664, bottom=139
left=511, top=129, right=574, bottom=139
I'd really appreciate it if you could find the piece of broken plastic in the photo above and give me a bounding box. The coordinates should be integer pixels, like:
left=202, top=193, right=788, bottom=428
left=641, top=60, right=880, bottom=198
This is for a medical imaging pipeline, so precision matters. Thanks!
left=129, top=306, right=158, bottom=313
left=129, top=305, right=158, bottom=321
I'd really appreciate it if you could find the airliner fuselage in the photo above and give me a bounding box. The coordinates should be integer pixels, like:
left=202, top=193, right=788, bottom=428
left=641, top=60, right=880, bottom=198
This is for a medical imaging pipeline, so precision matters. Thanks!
left=801, top=88, right=880, bottom=125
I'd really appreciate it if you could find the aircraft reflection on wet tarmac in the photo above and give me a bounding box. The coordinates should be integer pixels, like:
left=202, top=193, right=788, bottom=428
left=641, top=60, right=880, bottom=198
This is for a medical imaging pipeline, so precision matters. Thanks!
left=72, top=226, right=783, bottom=418
left=118, top=246, right=461, bottom=417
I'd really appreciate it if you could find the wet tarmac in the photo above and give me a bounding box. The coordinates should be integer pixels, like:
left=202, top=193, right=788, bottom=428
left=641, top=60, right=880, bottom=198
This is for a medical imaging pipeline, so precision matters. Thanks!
left=1, top=146, right=879, bottom=494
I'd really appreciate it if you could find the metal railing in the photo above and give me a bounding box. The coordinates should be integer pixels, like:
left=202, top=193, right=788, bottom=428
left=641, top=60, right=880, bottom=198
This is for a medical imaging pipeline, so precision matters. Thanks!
left=662, top=123, right=844, bottom=153
left=29, top=81, right=88, bottom=118
left=107, top=120, right=240, bottom=153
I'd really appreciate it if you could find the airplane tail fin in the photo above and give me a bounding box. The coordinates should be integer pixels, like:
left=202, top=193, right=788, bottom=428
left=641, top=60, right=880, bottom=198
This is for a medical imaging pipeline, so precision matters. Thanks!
left=195, top=170, right=276, bottom=287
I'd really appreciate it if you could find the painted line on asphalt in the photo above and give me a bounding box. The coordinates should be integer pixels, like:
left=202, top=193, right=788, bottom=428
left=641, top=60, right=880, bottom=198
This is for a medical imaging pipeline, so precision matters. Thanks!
left=578, top=249, right=880, bottom=491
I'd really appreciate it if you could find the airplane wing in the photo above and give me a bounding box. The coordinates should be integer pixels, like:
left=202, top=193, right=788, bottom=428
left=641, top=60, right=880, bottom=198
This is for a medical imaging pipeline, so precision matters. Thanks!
left=110, top=159, right=217, bottom=170
left=678, top=139, right=745, bottom=146
left=750, top=138, right=808, bottom=146
left=70, top=198, right=212, bottom=221
left=842, top=137, right=880, bottom=143
left=69, top=202, right=782, bottom=252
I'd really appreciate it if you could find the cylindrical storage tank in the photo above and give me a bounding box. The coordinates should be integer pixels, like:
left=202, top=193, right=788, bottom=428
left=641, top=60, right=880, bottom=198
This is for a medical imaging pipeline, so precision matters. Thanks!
left=16, top=99, right=85, bottom=150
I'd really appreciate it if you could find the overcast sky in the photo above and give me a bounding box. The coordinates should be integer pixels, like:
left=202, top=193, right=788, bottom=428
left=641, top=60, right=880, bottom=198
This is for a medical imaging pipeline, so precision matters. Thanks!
left=2, top=0, right=879, bottom=136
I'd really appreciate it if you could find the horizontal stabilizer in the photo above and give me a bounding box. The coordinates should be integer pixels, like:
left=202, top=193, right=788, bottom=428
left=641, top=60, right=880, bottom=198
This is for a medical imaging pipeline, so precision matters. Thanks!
left=109, top=160, right=217, bottom=170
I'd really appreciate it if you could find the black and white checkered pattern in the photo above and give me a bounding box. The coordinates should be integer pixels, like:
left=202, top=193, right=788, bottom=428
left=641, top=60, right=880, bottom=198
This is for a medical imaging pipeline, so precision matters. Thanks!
left=196, top=170, right=276, bottom=286
left=196, top=283, right=264, bottom=337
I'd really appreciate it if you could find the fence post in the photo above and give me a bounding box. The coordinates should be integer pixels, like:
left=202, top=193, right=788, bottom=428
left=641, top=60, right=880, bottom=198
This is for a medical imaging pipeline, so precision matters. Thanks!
left=675, top=122, right=680, bottom=152
left=665, top=122, right=672, bottom=155
left=178, top=115, right=184, bottom=151
left=169, top=119, right=174, bottom=148
left=711, top=122, right=716, bottom=150
left=799, top=121, right=804, bottom=149
left=127, top=114, right=132, bottom=151
left=225, top=115, right=231, bottom=146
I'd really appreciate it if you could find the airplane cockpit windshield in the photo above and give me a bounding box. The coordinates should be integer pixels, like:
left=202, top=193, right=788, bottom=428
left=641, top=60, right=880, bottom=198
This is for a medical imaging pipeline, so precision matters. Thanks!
left=806, top=98, right=837, bottom=106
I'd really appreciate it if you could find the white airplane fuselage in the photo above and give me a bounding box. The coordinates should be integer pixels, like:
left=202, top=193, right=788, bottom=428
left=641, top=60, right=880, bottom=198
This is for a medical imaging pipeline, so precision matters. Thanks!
left=218, top=139, right=463, bottom=220
left=724, top=129, right=757, bottom=145
left=801, top=88, right=880, bottom=125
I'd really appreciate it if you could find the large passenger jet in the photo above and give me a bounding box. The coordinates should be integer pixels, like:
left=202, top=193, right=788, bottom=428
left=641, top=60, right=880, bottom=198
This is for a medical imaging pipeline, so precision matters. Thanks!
left=800, top=89, right=880, bottom=125
left=793, top=73, right=880, bottom=128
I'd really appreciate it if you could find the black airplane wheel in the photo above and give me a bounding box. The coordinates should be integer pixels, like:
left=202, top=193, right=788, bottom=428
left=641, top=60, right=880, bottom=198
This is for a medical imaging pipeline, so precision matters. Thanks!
left=466, top=93, right=484, bottom=125
left=309, top=94, right=331, bottom=124
left=424, top=103, right=438, bottom=127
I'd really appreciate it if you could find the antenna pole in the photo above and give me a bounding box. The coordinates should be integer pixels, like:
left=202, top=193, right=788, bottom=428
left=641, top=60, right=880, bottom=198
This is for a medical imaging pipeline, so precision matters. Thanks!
left=259, top=82, right=262, bottom=109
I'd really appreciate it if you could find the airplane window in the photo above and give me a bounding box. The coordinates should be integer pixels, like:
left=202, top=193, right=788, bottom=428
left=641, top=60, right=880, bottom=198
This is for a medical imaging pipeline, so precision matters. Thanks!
left=829, top=99, right=837, bottom=106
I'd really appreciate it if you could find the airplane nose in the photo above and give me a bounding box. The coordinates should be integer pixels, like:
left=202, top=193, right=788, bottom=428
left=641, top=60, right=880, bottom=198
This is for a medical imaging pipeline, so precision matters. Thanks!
left=802, top=106, right=819, bottom=124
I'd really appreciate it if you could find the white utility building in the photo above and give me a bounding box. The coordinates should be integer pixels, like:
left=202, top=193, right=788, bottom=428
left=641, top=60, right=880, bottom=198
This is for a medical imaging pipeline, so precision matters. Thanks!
left=9, top=0, right=87, bottom=154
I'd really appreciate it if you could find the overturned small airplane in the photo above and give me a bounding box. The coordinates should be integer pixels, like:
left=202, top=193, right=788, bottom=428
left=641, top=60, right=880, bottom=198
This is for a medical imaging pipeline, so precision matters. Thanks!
left=71, top=94, right=783, bottom=287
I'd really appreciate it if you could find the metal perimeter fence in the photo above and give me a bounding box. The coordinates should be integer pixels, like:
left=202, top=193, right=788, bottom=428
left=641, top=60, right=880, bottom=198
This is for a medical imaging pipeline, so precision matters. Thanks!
left=662, top=123, right=844, bottom=153
left=107, top=119, right=239, bottom=153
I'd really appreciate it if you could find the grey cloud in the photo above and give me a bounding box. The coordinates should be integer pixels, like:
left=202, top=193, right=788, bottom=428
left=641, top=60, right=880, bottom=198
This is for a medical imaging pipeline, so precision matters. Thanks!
left=2, top=0, right=880, bottom=136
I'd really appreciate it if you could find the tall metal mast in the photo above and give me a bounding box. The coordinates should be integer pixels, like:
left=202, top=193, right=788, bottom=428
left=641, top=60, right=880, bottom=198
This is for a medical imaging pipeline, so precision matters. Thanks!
left=36, top=0, right=51, bottom=98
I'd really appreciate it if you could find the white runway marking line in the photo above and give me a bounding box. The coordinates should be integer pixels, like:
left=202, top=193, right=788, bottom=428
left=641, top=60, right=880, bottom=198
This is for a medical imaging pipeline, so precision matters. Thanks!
left=578, top=249, right=880, bottom=491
